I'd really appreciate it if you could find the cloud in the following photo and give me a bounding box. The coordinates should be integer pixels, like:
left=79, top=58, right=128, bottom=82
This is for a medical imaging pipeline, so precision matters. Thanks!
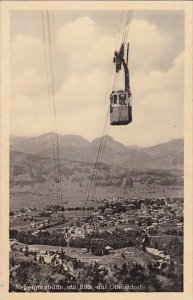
left=10, top=92, right=108, bottom=139
left=10, top=68, right=110, bottom=139
left=11, top=69, right=47, bottom=98
left=129, top=19, right=173, bottom=73
left=10, top=15, right=184, bottom=146
left=55, top=68, right=110, bottom=111
left=131, top=51, right=184, bottom=102
left=11, top=34, right=45, bottom=76
left=55, top=17, right=174, bottom=76
left=56, top=17, right=115, bottom=73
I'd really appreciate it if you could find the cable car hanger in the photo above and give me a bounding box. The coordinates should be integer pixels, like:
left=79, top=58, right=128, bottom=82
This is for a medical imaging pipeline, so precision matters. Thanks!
left=110, top=10, right=133, bottom=126
left=110, top=42, right=132, bottom=126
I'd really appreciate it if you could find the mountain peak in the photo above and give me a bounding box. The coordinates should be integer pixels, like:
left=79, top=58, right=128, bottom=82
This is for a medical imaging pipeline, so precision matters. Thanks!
left=91, top=135, right=114, bottom=144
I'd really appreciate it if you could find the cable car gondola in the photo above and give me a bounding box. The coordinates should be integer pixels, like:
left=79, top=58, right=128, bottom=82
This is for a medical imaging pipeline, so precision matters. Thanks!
left=110, top=43, right=132, bottom=126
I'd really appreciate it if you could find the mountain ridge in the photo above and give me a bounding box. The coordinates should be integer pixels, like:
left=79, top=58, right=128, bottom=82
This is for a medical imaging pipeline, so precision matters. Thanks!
left=10, top=134, right=183, bottom=170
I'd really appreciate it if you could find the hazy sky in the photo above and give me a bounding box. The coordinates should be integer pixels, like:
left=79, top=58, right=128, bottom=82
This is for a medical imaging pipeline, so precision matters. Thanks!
left=10, top=10, right=184, bottom=146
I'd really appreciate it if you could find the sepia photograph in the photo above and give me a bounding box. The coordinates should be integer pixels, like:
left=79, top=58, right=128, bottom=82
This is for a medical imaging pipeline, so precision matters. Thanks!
left=0, top=1, right=192, bottom=299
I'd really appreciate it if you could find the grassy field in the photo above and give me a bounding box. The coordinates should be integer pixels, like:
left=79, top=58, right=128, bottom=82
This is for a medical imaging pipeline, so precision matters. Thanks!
left=10, top=181, right=183, bottom=212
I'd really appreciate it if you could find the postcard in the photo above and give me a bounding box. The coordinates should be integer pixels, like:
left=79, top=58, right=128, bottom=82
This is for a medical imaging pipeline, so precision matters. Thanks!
left=0, top=1, right=192, bottom=299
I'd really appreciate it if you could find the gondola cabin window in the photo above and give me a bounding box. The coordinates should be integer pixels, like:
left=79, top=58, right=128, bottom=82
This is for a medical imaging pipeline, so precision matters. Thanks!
left=110, top=92, right=128, bottom=107
left=110, top=94, right=117, bottom=106
left=119, top=93, right=127, bottom=105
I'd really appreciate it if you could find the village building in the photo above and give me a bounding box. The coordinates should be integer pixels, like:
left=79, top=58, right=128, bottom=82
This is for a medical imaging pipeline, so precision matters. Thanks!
left=105, top=245, right=114, bottom=254
left=69, top=226, right=85, bottom=239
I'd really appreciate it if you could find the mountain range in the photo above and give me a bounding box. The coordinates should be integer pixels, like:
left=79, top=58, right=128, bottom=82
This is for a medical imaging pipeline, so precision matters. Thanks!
left=10, top=133, right=184, bottom=170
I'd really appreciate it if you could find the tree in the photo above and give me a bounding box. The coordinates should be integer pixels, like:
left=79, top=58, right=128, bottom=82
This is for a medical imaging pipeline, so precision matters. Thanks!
left=34, top=252, right=37, bottom=261
left=120, top=263, right=128, bottom=276
left=154, top=240, right=159, bottom=249
left=24, top=245, right=29, bottom=256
